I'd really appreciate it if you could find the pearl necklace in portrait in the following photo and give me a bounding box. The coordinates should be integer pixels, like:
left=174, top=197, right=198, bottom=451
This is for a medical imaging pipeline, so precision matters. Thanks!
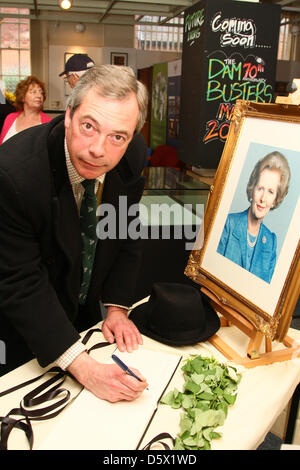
left=247, top=231, right=257, bottom=248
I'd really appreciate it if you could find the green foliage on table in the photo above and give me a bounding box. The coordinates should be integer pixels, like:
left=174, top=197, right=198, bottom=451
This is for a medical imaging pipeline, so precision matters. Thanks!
left=160, top=355, right=242, bottom=450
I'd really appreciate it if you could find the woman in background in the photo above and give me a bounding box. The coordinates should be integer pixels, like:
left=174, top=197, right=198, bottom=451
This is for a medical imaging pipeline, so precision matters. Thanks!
left=0, top=75, right=51, bottom=144
left=217, top=151, right=291, bottom=283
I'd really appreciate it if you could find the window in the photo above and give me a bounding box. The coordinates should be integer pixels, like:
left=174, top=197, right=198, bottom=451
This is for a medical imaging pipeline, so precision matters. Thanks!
left=0, top=7, right=30, bottom=93
left=135, top=16, right=183, bottom=52
left=277, top=12, right=300, bottom=61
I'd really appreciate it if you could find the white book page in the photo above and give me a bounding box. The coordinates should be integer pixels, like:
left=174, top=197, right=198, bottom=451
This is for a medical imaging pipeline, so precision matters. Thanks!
left=38, top=348, right=181, bottom=450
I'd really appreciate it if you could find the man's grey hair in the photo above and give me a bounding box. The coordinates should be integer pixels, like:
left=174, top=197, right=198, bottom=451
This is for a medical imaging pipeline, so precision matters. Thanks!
left=69, top=69, right=89, bottom=79
left=66, top=65, right=148, bottom=133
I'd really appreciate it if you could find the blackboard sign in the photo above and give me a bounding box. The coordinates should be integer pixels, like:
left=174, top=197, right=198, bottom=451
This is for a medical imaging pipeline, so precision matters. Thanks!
left=178, top=0, right=281, bottom=169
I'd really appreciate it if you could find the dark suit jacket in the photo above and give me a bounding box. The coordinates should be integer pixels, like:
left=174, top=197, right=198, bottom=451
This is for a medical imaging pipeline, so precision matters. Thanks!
left=0, top=102, right=15, bottom=133
left=0, top=115, right=146, bottom=373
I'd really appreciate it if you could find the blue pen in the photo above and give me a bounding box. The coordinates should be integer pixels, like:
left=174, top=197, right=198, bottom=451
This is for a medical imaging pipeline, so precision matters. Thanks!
left=111, top=354, right=142, bottom=382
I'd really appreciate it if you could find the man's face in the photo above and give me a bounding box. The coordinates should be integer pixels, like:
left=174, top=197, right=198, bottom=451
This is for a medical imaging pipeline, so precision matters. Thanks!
left=64, top=87, right=139, bottom=180
left=65, top=73, right=78, bottom=89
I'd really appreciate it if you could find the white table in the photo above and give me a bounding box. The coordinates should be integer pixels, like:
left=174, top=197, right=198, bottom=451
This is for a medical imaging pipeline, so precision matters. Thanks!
left=0, top=323, right=299, bottom=450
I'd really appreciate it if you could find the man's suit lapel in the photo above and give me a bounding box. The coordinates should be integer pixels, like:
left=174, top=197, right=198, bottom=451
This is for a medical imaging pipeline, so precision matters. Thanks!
left=101, top=166, right=127, bottom=206
left=47, top=119, right=82, bottom=267
left=93, top=167, right=126, bottom=261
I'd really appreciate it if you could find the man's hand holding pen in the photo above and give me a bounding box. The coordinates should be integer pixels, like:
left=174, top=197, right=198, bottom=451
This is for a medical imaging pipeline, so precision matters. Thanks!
left=67, top=305, right=148, bottom=403
left=68, top=352, right=148, bottom=403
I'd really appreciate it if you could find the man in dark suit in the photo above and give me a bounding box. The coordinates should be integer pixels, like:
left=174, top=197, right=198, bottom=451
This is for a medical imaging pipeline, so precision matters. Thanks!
left=0, top=66, right=149, bottom=402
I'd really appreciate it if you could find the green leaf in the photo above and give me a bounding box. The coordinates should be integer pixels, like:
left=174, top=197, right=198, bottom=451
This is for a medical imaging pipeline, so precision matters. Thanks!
left=196, top=435, right=205, bottom=448
left=201, top=439, right=211, bottom=450
left=205, top=369, right=217, bottom=377
left=210, top=431, right=222, bottom=439
left=203, top=427, right=214, bottom=441
left=217, top=401, right=228, bottom=418
left=160, top=390, right=174, bottom=406
left=174, top=438, right=185, bottom=450
left=160, top=389, right=182, bottom=408
left=227, top=366, right=239, bottom=382
left=190, top=357, right=204, bottom=374
left=185, top=380, right=200, bottom=394
left=196, top=401, right=210, bottom=411
left=224, top=393, right=237, bottom=405
left=183, top=436, right=198, bottom=446
left=199, top=383, right=212, bottom=394
left=194, top=408, right=226, bottom=428
left=181, top=361, right=193, bottom=373
left=182, top=394, right=194, bottom=410
left=191, top=409, right=225, bottom=436
left=161, top=354, right=242, bottom=450
left=215, top=366, right=224, bottom=380
left=223, top=383, right=237, bottom=395
left=191, top=373, right=205, bottom=384
left=180, top=414, right=193, bottom=433
left=198, top=392, right=214, bottom=401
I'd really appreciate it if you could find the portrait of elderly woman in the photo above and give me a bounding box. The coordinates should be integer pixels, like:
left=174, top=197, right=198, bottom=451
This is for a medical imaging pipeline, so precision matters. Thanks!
left=217, top=151, right=291, bottom=283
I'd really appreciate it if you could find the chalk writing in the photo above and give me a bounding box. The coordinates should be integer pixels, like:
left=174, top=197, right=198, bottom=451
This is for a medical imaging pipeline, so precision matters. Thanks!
left=203, top=103, right=235, bottom=144
left=185, top=8, right=205, bottom=45
left=185, top=8, right=205, bottom=32
left=203, top=52, right=273, bottom=144
left=206, top=55, right=273, bottom=103
left=208, top=58, right=264, bottom=81
left=211, top=11, right=256, bottom=48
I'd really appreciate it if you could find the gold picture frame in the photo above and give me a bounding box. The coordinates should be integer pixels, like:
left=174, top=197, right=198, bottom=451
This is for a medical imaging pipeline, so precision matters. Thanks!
left=185, top=100, right=300, bottom=343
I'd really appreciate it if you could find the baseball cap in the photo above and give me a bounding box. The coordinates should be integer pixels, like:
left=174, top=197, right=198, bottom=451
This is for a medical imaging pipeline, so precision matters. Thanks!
left=59, top=54, right=95, bottom=76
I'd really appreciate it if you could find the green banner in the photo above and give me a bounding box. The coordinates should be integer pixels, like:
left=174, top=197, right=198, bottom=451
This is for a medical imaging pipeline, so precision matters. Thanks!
left=150, top=62, right=168, bottom=150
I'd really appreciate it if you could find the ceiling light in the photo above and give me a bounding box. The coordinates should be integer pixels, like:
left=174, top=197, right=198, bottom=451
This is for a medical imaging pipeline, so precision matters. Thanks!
left=59, top=0, right=72, bottom=10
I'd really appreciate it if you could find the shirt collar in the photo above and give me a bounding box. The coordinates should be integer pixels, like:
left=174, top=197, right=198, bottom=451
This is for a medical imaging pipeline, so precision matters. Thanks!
left=64, top=138, right=105, bottom=185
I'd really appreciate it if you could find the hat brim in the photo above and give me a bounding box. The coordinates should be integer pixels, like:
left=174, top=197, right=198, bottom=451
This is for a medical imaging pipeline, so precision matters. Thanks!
left=129, top=293, right=220, bottom=347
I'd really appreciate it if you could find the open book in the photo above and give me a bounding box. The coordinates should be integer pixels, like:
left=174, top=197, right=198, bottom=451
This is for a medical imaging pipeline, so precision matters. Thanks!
left=38, top=347, right=182, bottom=450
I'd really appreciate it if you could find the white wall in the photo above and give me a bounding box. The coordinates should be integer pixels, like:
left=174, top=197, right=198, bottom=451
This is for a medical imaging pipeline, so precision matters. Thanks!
left=136, top=50, right=181, bottom=70
left=48, top=45, right=181, bottom=110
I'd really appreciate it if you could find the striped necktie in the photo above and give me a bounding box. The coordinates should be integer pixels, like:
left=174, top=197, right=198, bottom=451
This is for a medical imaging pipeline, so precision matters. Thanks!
left=78, top=179, right=98, bottom=305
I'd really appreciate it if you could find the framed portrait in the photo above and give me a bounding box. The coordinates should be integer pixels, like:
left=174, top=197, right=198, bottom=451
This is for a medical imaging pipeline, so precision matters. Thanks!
left=185, top=100, right=300, bottom=342
left=110, top=52, right=128, bottom=66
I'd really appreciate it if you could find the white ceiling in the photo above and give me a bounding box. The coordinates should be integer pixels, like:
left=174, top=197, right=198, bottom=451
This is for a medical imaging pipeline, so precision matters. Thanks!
left=0, top=0, right=196, bottom=25
left=0, top=0, right=299, bottom=26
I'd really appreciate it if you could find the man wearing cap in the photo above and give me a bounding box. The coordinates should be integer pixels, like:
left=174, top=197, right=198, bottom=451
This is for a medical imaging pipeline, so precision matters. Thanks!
left=0, top=65, right=149, bottom=402
left=59, top=53, right=95, bottom=89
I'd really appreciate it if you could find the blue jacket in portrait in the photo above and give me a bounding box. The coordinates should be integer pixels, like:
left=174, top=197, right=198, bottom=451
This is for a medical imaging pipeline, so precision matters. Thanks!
left=217, top=209, right=277, bottom=283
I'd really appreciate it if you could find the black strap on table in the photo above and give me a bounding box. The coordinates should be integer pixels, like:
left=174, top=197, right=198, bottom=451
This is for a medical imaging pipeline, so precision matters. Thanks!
left=141, top=432, right=175, bottom=450
left=0, top=328, right=110, bottom=450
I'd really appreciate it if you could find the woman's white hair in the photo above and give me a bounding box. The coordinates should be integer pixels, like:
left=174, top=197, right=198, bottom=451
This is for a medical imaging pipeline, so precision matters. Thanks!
left=246, top=151, right=291, bottom=209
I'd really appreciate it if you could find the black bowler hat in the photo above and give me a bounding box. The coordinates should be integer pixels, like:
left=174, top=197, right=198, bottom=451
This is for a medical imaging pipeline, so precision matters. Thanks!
left=129, top=283, right=220, bottom=346
left=59, top=53, right=95, bottom=76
